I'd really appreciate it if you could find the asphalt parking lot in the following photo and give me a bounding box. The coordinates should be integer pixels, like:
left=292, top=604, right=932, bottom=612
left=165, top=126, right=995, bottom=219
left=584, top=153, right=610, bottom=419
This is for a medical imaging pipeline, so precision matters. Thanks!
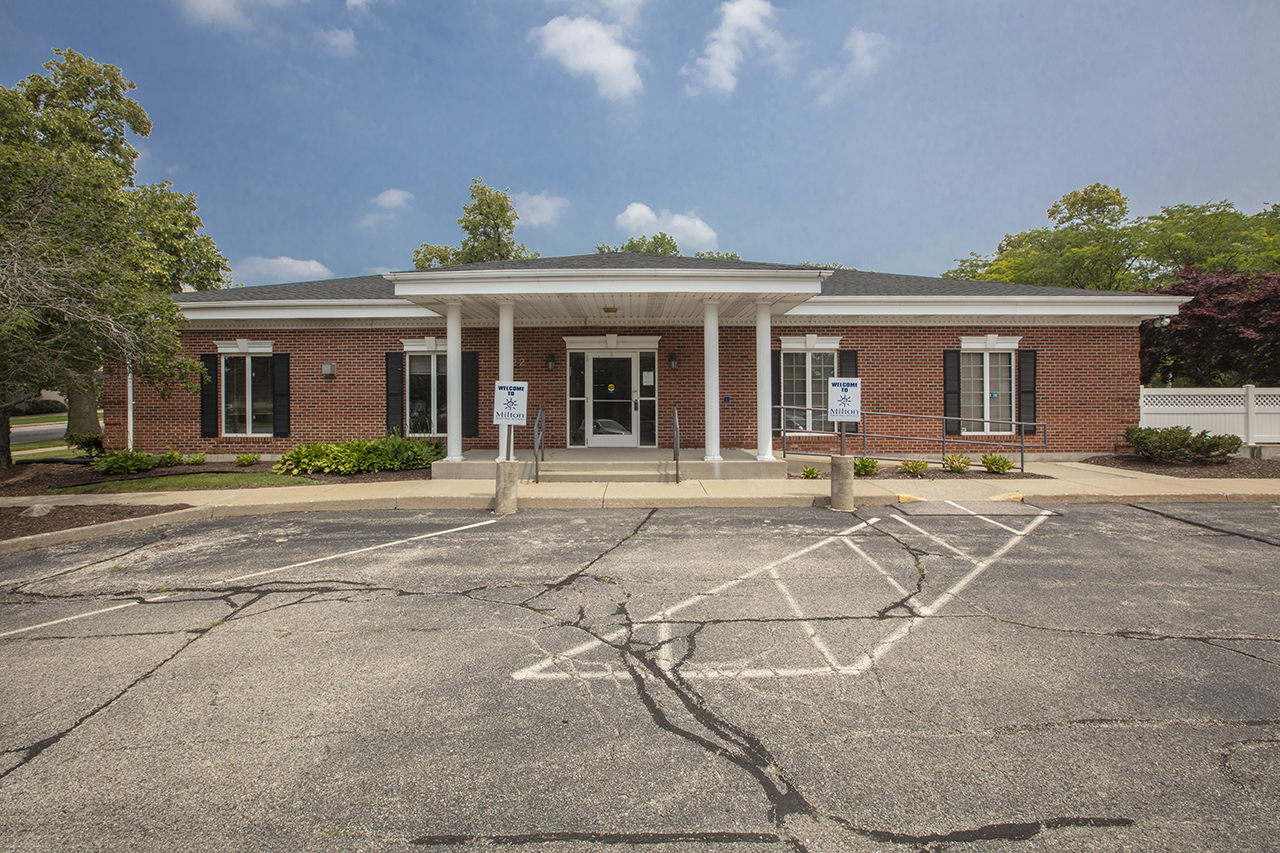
left=1, top=502, right=1277, bottom=852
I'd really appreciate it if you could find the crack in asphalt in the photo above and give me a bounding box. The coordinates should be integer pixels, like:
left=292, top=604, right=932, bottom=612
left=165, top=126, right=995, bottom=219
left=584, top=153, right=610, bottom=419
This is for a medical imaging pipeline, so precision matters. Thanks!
left=0, top=589, right=265, bottom=782
left=4, top=534, right=168, bottom=595
left=443, top=509, right=1134, bottom=851
left=1131, top=504, right=1280, bottom=548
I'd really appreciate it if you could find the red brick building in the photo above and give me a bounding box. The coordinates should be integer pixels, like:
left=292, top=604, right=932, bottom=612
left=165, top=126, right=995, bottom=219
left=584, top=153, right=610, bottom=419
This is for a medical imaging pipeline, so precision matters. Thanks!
left=103, top=253, right=1186, bottom=475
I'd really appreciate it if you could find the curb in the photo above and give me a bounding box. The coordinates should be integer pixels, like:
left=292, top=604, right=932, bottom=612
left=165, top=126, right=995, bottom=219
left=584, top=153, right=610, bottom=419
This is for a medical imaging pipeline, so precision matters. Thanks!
left=2, top=490, right=1278, bottom=556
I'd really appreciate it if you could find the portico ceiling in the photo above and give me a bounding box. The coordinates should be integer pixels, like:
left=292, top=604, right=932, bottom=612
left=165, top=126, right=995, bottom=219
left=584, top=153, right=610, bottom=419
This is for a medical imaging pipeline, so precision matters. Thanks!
left=383, top=268, right=830, bottom=324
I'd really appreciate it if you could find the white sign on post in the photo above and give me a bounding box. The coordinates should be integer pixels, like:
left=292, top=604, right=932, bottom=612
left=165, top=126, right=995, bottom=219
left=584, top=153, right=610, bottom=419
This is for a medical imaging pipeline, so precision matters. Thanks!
left=828, top=377, right=862, bottom=423
left=493, top=381, right=528, bottom=426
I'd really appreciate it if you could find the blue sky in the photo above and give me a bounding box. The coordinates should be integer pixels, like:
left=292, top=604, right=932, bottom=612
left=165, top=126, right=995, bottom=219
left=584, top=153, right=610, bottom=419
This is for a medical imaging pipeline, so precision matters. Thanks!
left=3, top=1, right=1278, bottom=285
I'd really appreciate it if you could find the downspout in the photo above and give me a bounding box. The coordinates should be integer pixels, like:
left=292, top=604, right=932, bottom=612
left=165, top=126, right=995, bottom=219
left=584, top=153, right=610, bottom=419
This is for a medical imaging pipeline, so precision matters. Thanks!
left=127, top=370, right=135, bottom=451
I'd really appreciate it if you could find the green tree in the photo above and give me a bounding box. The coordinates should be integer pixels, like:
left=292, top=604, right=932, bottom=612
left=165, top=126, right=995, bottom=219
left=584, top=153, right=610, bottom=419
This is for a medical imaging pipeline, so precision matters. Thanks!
left=694, top=249, right=742, bottom=260
left=2, top=50, right=224, bottom=465
left=413, top=178, right=539, bottom=268
left=596, top=232, right=682, bottom=255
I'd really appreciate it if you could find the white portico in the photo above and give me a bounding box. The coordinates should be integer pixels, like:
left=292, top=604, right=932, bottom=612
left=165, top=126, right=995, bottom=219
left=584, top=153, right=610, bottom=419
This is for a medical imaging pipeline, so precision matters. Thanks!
left=383, top=260, right=830, bottom=462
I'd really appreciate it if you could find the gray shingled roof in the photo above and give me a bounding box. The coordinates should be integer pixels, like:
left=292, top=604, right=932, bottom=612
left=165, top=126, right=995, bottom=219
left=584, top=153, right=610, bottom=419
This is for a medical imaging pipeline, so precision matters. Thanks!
left=173, top=275, right=396, bottom=302
left=172, top=255, right=1140, bottom=302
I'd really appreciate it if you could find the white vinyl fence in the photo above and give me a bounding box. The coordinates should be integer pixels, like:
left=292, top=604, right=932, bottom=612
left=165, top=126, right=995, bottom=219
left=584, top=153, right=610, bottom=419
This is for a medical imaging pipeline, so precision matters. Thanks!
left=1139, top=385, right=1280, bottom=445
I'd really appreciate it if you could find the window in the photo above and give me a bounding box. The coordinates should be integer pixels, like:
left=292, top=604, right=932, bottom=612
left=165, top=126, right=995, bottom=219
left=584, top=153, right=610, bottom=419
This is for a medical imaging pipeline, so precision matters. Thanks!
left=960, top=351, right=1014, bottom=433
left=223, top=355, right=274, bottom=435
left=957, top=335, right=1020, bottom=434
left=779, top=335, right=843, bottom=432
left=406, top=353, right=447, bottom=436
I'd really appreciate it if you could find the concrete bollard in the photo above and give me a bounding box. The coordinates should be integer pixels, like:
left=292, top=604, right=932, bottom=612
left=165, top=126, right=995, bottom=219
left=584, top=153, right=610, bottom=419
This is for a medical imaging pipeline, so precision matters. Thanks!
left=494, top=460, right=518, bottom=514
left=830, top=455, right=858, bottom=512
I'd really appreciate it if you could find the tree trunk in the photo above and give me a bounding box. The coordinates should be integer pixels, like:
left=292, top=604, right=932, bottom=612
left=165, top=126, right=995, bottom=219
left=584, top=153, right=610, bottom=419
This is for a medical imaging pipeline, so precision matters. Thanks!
left=64, top=375, right=102, bottom=438
left=0, top=409, right=12, bottom=470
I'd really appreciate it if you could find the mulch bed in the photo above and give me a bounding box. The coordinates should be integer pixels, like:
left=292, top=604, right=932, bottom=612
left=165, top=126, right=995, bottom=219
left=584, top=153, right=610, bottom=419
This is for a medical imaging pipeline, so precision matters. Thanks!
left=0, top=459, right=433, bottom=542
left=1082, top=453, right=1280, bottom=479
left=1, top=504, right=194, bottom=542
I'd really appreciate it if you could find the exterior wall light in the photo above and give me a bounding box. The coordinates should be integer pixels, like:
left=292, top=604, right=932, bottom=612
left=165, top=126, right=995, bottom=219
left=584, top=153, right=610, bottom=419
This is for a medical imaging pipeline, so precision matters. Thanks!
left=546, top=352, right=556, bottom=372
left=668, top=351, right=678, bottom=370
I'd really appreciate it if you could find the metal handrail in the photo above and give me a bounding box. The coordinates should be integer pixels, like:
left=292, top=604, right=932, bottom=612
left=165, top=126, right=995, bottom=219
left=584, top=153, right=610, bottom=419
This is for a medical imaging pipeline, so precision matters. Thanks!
left=672, top=407, right=680, bottom=484
left=777, top=405, right=1047, bottom=472
left=533, top=406, right=545, bottom=484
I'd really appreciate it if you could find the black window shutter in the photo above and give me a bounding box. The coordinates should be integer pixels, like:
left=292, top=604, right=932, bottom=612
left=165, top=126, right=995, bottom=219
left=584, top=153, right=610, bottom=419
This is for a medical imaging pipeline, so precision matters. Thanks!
left=770, top=350, right=781, bottom=434
left=385, top=352, right=404, bottom=436
left=1018, top=349, right=1037, bottom=435
left=943, top=350, right=961, bottom=435
left=200, top=354, right=219, bottom=438
left=839, top=349, right=859, bottom=433
left=462, top=351, right=480, bottom=438
left=271, top=353, right=290, bottom=438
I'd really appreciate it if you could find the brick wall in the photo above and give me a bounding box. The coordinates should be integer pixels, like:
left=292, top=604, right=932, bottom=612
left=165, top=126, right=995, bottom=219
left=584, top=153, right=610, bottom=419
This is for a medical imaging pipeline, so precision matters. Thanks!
left=103, top=323, right=1140, bottom=456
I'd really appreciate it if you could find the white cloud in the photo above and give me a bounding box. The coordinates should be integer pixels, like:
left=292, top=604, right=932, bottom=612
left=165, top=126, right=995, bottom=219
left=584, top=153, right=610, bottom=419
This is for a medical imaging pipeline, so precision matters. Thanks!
left=512, top=191, right=570, bottom=227
left=317, top=27, right=358, bottom=57
left=615, top=203, right=718, bottom=251
left=682, top=0, right=796, bottom=96
left=236, top=256, right=333, bottom=285
left=529, top=16, right=643, bottom=102
left=357, top=188, right=413, bottom=228
left=171, top=0, right=298, bottom=31
left=549, top=0, right=647, bottom=27
left=371, top=188, right=414, bottom=210
left=346, top=0, right=383, bottom=10
left=810, top=27, right=891, bottom=106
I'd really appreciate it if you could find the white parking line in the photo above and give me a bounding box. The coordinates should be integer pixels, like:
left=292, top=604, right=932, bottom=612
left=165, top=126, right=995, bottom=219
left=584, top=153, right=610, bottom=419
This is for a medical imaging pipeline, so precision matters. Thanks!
left=514, top=510, right=1051, bottom=681
left=944, top=500, right=1024, bottom=534
left=0, top=593, right=173, bottom=639
left=511, top=519, right=878, bottom=681
left=219, top=519, right=500, bottom=584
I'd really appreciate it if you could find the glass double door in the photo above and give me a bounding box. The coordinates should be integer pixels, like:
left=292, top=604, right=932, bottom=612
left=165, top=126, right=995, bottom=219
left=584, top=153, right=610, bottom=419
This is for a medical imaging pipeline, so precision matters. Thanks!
left=570, top=351, right=657, bottom=447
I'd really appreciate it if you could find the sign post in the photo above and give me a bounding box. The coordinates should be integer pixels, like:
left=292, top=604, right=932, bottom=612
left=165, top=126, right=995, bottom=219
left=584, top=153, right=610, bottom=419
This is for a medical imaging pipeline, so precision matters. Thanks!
left=493, top=381, right=528, bottom=461
left=828, top=378, right=863, bottom=512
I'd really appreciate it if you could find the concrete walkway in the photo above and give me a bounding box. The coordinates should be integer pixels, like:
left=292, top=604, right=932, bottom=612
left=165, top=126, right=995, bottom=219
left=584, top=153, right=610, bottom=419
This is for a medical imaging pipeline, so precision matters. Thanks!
left=2, top=461, right=1277, bottom=555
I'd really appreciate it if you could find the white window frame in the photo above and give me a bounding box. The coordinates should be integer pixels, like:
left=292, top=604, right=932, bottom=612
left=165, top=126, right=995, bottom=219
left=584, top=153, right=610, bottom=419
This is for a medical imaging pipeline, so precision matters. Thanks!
left=959, top=335, right=1020, bottom=435
left=402, top=338, right=447, bottom=437
left=215, top=340, right=274, bottom=437
left=780, top=335, right=842, bottom=432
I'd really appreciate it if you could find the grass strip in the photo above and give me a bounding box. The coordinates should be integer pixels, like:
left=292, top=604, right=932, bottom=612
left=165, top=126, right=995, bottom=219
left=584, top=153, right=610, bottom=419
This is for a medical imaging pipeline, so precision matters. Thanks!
left=50, top=472, right=320, bottom=494
left=14, top=448, right=80, bottom=461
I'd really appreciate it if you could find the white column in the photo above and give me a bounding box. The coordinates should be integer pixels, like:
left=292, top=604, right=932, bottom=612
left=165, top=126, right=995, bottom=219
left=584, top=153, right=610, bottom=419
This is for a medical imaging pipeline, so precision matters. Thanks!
left=497, top=301, right=514, bottom=461
left=1244, top=384, right=1256, bottom=447
left=445, top=302, right=463, bottom=461
left=703, top=299, right=721, bottom=461
left=755, top=301, right=774, bottom=460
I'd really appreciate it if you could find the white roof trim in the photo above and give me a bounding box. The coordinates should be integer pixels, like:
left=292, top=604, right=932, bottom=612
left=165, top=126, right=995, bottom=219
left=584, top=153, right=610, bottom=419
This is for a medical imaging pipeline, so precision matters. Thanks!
left=562, top=335, right=663, bottom=350
left=961, top=334, right=1021, bottom=350
left=215, top=338, right=273, bottom=354
left=788, top=294, right=1188, bottom=320
left=401, top=337, right=447, bottom=353
left=780, top=334, right=842, bottom=351
left=181, top=300, right=440, bottom=322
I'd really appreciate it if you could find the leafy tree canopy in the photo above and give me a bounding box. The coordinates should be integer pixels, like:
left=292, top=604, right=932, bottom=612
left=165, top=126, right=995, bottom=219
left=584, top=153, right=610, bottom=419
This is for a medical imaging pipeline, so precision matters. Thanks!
left=413, top=178, right=539, bottom=268
left=596, top=232, right=682, bottom=255
left=943, top=183, right=1280, bottom=291
left=1140, top=269, right=1280, bottom=386
left=2, top=49, right=228, bottom=462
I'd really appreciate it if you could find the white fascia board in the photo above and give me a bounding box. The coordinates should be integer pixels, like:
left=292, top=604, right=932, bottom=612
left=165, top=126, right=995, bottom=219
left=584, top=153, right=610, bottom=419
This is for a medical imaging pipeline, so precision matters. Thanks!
left=786, top=294, right=1189, bottom=319
left=178, top=300, right=441, bottom=321
left=386, top=268, right=828, bottom=298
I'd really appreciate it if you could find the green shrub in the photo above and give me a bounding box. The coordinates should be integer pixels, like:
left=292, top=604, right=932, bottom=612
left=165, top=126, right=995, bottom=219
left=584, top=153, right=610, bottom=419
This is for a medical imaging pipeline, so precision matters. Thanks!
left=156, top=450, right=184, bottom=468
left=942, top=453, right=971, bottom=473
left=801, top=465, right=821, bottom=479
left=65, top=433, right=104, bottom=458
left=185, top=452, right=206, bottom=465
left=271, top=436, right=445, bottom=476
left=898, top=459, right=928, bottom=477
left=236, top=453, right=261, bottom=467
left=1124, top=425, right=1242, bottom=464
left=14, top=398, right=68, bottom=415
left=92, top=449, right=157, bottom=475
left=981, top=453, right=1014, bottom=474
left=853, top=456, right=879, bottom=476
